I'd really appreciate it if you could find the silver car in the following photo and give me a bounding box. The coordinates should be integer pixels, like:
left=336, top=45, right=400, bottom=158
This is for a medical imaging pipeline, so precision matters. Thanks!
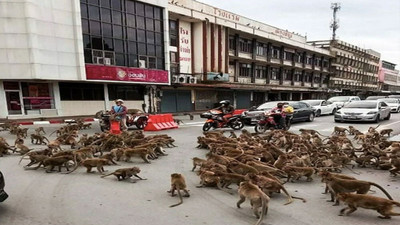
left=334, top=100, right=391, bottom=123
left=378, top=98, right=400, bottom=113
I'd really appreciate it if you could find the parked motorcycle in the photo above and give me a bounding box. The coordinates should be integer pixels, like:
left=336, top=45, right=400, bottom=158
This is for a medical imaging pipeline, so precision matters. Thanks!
left=0, top=171, right=8, bottom=202
left=200, top=109, right=244, bottom=131
left=254, top=110, right=292, bottom=133
left=99, top=111, right=148, bottom=132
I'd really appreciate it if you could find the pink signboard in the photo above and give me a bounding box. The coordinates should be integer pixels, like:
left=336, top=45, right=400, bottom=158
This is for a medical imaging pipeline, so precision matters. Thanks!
left=85, top=65, right=169, bottom=84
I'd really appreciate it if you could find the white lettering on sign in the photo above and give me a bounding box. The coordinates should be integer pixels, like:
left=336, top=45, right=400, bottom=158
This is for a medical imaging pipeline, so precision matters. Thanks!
left=128, top=72, right=146, bottom=79
left=214, top=8, right=240, bottom=22
left=179, top=21, right=192, bottom=73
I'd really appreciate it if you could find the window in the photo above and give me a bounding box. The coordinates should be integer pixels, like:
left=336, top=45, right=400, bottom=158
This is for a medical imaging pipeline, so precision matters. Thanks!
left=59, top=82, right=104, bottom=100
left=306, top=55, right=313, bottom=65
left=256, top=43, right=268, bottom=56
left=170, top=51, right=178, bottom=75
left=239, top=63, right=251, bottom=77
left=284, top=51, right=293, bottom=61
left=283, top=69, right=292, bottom=80
left=314, top=57, right=322, bottom=66
left=294, top=52, right=303, bottom=63
left=255, top=66, right=267, bottom=79
left=239, top=38, right=252, bottom=53
left=294, top=70, right=302, bottom=81
left=270, top=67, right=280, bottom=80
left=229, top=35, right=235, bottom=51
left=81, top=0, right=164, bottom=69
left=271, top=46, right=280, bottom=59
left=304, top=72, right=312, bottom=82
left=169, top=20, right=178, bottom=47
left=108, top=84, right=145, bottom=100
left=323, top=60, right=329, bottom=68
left=314, top=75, right=321, bottom=83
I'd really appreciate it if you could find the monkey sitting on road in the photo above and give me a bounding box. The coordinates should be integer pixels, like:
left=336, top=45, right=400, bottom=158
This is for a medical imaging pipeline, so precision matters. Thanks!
left=101, top=167, right=146, bottom=182
left=337, top=193, right=400, bottom=219
left=168, top=173, right=190, bottom=207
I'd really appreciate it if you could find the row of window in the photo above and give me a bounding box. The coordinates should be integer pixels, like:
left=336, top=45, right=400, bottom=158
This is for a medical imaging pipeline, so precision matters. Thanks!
left=59, top=83, right=144, bottom=101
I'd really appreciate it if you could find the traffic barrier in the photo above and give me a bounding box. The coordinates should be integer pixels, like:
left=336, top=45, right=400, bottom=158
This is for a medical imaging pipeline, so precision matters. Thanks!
left=159, top=114, right=171, bottom=129
left=144, top=115, right=162, bottom=131
left=110, top=120, right=121, bottom=134
left=166, top=114, right=178, bottom=128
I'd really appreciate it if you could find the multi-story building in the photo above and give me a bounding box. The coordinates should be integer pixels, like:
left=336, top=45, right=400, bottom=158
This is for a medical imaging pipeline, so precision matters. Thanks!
left=308, top=40, right=381, bottom=97
left=378, top=60, right=400, bottom=93
left=163, top=0, right=332, bottom=112
left=0, top=0, right=170, bottom=119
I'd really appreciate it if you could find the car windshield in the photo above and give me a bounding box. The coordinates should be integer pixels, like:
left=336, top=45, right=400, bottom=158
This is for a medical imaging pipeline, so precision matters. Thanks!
left=257, top=102, right=279, bottom=110
left=366, top=96, right=386, bottom=100
left=381, top=98, right=398, bottom=103
left=303, top=100, right=321, bottom=106
left=328, top=96, right=350, bottom=102
left=343, top=101, right=377, bottom=109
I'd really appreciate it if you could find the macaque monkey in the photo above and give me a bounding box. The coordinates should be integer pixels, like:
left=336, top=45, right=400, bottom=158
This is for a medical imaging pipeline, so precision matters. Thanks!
left=380, top=128, right=393, bottom=137
left=348, top=126, right=357, bottom=135
left=332, top=127, right=349, bottom=135
left=33, top=155, right=74, bottom=173
left=282, top=166, right=314, bottom=183
left=318, top=170, right=356, bottom=194
left=237, top=181, right=270, bottom=225
left=123, top=147, right=154, bottom=163
left=337, top=193, right=400, bottom=219
left=99, top=153, right=119, bottom=165
left=229, top=131, right=237, bottom=138
left=14, top=143, right=33, bottom=155
left=47, top=140, right=62, bottom=152
left=191, top=157, right=207, bottom=171
left=81, top=123, right=92, bottom=129
left=101, top=167, right=146, bottom=182
left=389, top=155, right=400, bottom=176
left=299, top=129, right=326, bottom=137
left=35, top=127, right=46, bottom=135
left=30, top=134, right=49, bottom=145
left=173, top=119, right=184, bottom=125
left=213, top=171, right=245, bottom=189
left=67, top=158, right=109, bottom=174
left=168, top=173, right=190, bottom=207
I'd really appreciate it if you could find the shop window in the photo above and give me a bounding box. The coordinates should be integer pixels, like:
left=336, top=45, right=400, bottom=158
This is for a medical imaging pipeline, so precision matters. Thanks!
left=60, top=82, right=104, bottom=100
left=170, top=51, right=178, bottom=75
left=20, top=83, right=55, bottom=112
left=108, top=84, right=144, bottom=100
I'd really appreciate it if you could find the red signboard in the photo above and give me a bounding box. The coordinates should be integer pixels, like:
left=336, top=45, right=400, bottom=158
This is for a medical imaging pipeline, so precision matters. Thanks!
left=85, top=64, right=169, bottom=84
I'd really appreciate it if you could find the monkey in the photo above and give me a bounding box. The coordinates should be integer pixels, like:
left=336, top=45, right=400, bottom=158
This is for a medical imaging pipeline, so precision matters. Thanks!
left=168, top=173, right=190, bottom=207
left=19, top=148, right=52, bottom=166
left=110, top=147, right=126, bottom=161
left=389, top=155, right=400, bottom=176
left=213, top=171, right=245, bottom=189
left=299, top=128, right=326, bottom=137
left=173, top=119, right=184, bottom=125
left=101, top=167, right=146, bottom=182
left=337, top=193, right=400, bottom=219
left=273, top=154, right=288, bottom=169
left=123, top=147, right=154, bottom=163
left=14, top=143, right=33, bottom=155
left=196, top=170, right=221, bottom=188
left=229, top=131, right=237, bottom=138
left=66, top=158, right=109, bottom=174
left=17, top=127, right=28, bottom=138
left=323, top=173, right=393, bottom=206
left=81, top=123, right=92, bottom=129
left=35, top=127, right=46, bottom=135
left=30, top=134, right=49, bottom=145
left=30, top=155, right=74, bottom=173
left=183, top=113, right=194, bottom=120
left=282, top=166, right=314, bottom=183
left=191, top=157, right=207, bottom=171
left=246, top=161, right=284, bottom=176
left=355, top=155, right=377, bottom=168
left=227, top=161, right=259, bottom=175
left=380, top=128, right=393, bottom=137
left=332, top=126, right=349, bottom=135
left=99, top=152, right=119, bottom=165
left=348, top=126, right=357, bottom=135
left=47, top=140, right=62, bottom=152
left=237, top=181, right=269, bottom=225
left=318, top=170, right=356, bottom=195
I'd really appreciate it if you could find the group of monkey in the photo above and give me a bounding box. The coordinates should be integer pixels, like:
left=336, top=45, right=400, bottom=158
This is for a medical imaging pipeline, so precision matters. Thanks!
left=0, top=121, right=176, bottom=184
left=177, top=126, right=400, bottom=225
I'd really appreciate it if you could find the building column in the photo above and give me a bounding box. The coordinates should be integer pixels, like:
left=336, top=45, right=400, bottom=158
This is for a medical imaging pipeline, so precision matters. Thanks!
left=234, top=60, right=239, bottom=82
left=291, top=69, right=295, bottom=86
left=311, top=72, right=315, bottom=87
left=289, top=92, right=293, bottom=100
left=104, top=84, right=110, bottom=110
left=300, top=92, right=303, bottom=100
left=301, top=70, right=305, bottom=86
left=267, top=42, right=272, bottom=62
left=279, top=67, right=283, bottom=85
left=252, top=38, right=257, bottom=60
left=266, top=65, right=271, bottom=84
left=234, top=34, right=239, bottom=57
left=0, top=81, right=7, bottom=119
left=280, top=46, right=285, bottom=64
left=52, top=82, right=62, bottom=116
left=251, top=62, right=256, bottom=83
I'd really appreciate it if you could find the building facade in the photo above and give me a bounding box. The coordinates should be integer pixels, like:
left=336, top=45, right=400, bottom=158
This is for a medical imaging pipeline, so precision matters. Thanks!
left=378, top=60, right=400, bottom=93
left=308, top=40, right=381, bottom=98
left=163, top=0, right=332, bottom=113
left=0, top=0, right=170, bottom=119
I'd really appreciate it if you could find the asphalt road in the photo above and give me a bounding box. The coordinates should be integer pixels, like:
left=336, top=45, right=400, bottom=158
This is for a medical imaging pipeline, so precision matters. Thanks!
left=1, top=113, right=400, bottom=225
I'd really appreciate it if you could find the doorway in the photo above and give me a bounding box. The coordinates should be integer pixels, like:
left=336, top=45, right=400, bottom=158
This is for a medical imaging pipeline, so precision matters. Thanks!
left=4, top=82, right=23, bottom=115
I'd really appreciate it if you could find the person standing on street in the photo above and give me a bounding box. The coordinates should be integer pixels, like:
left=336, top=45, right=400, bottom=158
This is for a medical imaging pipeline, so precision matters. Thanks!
left=110, top=99, right=128, bottom=131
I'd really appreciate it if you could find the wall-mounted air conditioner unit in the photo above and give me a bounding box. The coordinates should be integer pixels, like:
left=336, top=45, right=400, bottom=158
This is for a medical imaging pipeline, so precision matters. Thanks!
left=139, top=59, right=146, bottom=68
left=171, top=75, right=179, bottom=83
left=95, top=57, right=104, bottom=64
left=104, top=58, right=111, bottom=65
left=189, top=76, right=197, bottom=84
left=177, top=75, right=187, bottom=83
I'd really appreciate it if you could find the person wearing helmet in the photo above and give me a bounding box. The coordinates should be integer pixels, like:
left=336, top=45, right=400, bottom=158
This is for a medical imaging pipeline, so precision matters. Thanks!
left=283, top=102, right=294, bottom=128
left=271, top=102, right=286, bottom=129
left=215, top=100, right=235, bottom=124
left=110, top=99, right=128, bottom=130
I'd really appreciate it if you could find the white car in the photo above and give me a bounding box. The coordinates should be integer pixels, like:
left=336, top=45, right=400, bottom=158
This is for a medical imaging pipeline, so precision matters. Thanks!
left=303, top=100, right=337, bottom=117
left=334, top=100, right=391, bottom=122
left=378, top=98, right=400, bottom=113
left=327, top=96, right=361, bottom=109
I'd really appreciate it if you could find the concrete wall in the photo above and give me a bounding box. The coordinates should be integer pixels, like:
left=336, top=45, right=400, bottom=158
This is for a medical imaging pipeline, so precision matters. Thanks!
left=60, top=101, right=104, bottom=116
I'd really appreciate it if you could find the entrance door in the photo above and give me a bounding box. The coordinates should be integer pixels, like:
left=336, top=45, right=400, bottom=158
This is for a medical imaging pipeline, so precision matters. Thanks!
left=5, top=91, right=22, bottom=115
left=160, top=90, right=192, bottom=113
left=236, top=92, right=251, bottom=109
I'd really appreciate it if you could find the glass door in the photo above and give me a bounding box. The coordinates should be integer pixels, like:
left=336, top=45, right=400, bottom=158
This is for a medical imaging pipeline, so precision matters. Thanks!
left=4, top=82, right=23, bottom=115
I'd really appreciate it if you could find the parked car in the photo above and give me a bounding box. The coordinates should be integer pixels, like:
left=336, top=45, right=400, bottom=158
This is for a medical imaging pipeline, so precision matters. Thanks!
left=378, top=98, right=400, bottom=113
left=327, top=96, right=361, bottom=109
left=388, top=95, right=400, bottom=100
left=0, top=171, right=8, bottom=202
left=366, top=96, right=387, bottom=100
left=242, top=101, right=315, bottom=124
left=334, top=100, right=391, bottom=123
left=303, top=100, right=337, bottom=116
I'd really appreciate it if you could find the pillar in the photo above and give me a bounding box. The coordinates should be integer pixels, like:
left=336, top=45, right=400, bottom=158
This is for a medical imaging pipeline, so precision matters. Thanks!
left=104, top=84, right=110, bottom=110
left=52, top=82, right=62, bottom=116
left=0, top=81, right=7, bottom=118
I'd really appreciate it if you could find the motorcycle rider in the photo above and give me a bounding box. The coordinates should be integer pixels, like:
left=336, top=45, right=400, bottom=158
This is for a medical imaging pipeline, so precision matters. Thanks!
left=271, top=102, right=286, bottom=129
left=283, top=102, right=294, bottom=128
left=110, top=99, right=128, bottom=131
left=215, top=100, right=235, bottom=124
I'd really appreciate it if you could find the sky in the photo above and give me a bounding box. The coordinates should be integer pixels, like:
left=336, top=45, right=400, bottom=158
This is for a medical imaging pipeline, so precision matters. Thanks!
left=197, top=0, right=400, bottom=68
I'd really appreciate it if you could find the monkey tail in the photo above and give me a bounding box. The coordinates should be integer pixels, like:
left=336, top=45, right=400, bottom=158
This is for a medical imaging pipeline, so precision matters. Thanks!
left=18, top=152, right=31, bottom=165
left=49, top=130, right=57, bottom=137
left=280, top=186, right=294, bottom=205
left=63, top=155, right=79, bottom=174
left=169, top=188, right=183, bottom=208
left=291, top=195, right=307, bottom=203
left=255, top=194, right=268, bottom=225
left=392, top=201, right=400, bottom=207
left=101, top=172, right=115, bottom=178
left=370, top=182, right=393, bottom=200
left=316, top=131, right=328, bottom=137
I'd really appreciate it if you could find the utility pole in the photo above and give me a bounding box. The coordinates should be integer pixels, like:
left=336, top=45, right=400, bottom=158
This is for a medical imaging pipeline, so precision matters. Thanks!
left=330, top=3, right=341, bottom=40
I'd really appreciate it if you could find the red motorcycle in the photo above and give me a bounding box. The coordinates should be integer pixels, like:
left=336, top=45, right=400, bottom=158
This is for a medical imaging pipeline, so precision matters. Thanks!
left=200, top=109, right=244, bottom=131
left=254, top=110, right=292, bottom=133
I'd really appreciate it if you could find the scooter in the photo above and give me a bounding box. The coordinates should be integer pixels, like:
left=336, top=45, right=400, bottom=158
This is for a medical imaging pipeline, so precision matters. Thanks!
left=254, top=110, right=292, bottom=134
left=200, top=109, right=244, bottom=131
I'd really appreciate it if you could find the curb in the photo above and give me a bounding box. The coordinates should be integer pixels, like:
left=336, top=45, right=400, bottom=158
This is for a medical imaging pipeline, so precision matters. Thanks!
left=12, top=118, right=99, bottom=126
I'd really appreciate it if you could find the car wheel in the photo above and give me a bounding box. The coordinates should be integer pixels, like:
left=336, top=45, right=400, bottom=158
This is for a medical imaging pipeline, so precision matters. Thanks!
left=385, top=113, right=391, bottom=120
left=374, top=115, right=380, bottom=123
left=307, top=113, right=315, bottom=122
left=316, top=110, right=321, bottom=117
left=397, top=108, right=400, bottom=113
left=332, top=108, right=337, bottom=115
left=334, top=119, right=340, bottom=123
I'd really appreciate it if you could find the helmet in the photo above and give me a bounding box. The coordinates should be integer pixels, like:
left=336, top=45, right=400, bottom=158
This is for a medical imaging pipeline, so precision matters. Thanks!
left=277, top=102, right=284, bottom=107
left=219, top=100, right=230, bottom=106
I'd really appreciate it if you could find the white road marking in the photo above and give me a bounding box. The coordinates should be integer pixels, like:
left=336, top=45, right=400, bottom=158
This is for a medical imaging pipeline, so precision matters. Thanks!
left=380, top=120, right=400, bottom=128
